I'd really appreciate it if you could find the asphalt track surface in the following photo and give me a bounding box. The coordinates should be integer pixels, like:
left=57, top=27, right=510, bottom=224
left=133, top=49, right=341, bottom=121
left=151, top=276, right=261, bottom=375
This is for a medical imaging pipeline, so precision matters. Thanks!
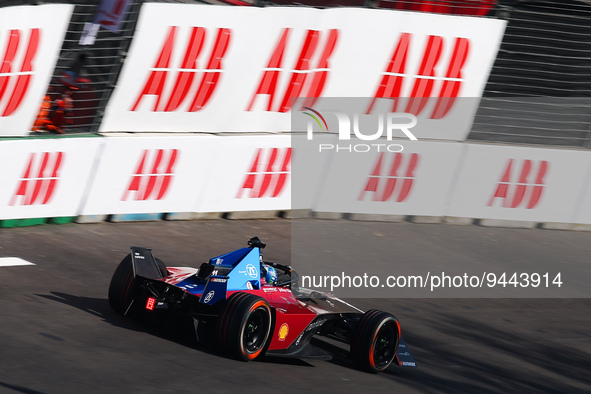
left=1, top=219, right=590, bottom=393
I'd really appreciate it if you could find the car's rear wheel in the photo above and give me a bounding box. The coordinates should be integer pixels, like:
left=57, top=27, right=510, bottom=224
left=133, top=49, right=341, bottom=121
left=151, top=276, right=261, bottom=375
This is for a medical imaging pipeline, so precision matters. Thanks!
left=351, top=309, right=401, bottom=373
left=217, top=292, right=272, bottom=361
left=108, top=254, right=138, bottom=314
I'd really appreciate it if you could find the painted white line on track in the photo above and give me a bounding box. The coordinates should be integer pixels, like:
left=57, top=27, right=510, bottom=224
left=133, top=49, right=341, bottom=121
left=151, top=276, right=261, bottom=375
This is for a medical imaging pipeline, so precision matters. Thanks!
left=0, top=257, right=35, bottom=267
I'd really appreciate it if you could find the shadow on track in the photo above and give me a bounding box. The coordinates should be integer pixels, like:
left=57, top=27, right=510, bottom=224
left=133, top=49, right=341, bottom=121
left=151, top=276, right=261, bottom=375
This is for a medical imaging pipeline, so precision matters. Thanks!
left=35, top=291, right=315, bottom=368
left=0, top=381, right=45, bottom=394
left=391, top=304, right=591, bottom=393
left=36, top=292, right=203, bottom=351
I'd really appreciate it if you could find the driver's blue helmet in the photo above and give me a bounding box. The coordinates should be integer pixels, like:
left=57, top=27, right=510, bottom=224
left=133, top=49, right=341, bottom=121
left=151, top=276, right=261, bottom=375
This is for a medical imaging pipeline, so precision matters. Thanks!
left=263, top=264, right=277, bottom=285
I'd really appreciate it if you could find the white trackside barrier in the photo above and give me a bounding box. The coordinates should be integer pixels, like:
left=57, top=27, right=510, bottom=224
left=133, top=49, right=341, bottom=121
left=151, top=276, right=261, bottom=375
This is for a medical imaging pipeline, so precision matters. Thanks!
left=1, top=135, right=590, bottom=230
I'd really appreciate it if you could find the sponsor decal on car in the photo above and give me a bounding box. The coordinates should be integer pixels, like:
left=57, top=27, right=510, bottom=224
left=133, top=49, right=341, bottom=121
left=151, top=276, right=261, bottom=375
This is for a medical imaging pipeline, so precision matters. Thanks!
left=278, top=323, right=289, bottom=341
left=305, top=318, right=327, bottom=333
left=243, top=264, right=257, bottom=278
left=203, top=290, right=215, bottom=304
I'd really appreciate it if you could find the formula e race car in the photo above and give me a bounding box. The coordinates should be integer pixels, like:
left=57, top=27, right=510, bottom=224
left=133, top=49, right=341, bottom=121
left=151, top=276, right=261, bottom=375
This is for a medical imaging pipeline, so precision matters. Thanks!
left=108, top=237, right=416, bottom=373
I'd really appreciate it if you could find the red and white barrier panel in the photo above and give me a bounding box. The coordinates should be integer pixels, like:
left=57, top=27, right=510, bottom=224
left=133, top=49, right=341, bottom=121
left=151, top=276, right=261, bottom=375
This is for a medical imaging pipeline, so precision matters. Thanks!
left=78, top=135, right=293, bottom=216
left=312, top=141, right=465, bottom=216
left=447, top=144, right=591, bottom=223
left=0, top=5, right=73, bottom=137
left=100, top=4, right=506, bottom=141
left=196, top=135, right=292, bottom=212
left=79, top=135, right=214, bottom=216
left=2, top=135, right=591, bottom=226
left=0, top=138, right=102, bottom=219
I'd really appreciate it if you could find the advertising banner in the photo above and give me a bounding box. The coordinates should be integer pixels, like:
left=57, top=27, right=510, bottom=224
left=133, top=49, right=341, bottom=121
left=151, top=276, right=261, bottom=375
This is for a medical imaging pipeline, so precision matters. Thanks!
left=0, top=5, right=74, bottom=136
left=311, top=140, right=465, bottom=216
left=196, top=135, right=292, bottom=212
left=100, top=4, right=506, bottom=140
left=447, top=144, right=591, bottom=223
left=0, top=137, right=102, bottom=219
left=79, top=135, right=216, bottom=215
left=79, top=134, right=292, bottom=216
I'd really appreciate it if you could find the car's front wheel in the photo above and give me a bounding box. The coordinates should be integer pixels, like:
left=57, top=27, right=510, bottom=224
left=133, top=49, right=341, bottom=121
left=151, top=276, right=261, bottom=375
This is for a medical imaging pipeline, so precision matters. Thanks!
left=216, top=292, right=272, bottom=361
left=351, top=309, right=401, bottom=373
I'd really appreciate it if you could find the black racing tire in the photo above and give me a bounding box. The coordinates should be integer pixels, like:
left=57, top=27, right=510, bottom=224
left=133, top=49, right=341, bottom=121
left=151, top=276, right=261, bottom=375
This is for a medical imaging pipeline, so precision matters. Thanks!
left=108, top=254, right=138, bottom=314
left=351, top=309, right=401, bottom=373
left=216, top=292, right=272, bottom=361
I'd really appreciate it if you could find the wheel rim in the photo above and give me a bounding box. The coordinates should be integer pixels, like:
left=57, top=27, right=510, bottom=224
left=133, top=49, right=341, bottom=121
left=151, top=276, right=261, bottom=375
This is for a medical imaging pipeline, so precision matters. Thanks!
left=243, top=307, right=269, bottom=354
left=372, top=320, right=398, bottom=369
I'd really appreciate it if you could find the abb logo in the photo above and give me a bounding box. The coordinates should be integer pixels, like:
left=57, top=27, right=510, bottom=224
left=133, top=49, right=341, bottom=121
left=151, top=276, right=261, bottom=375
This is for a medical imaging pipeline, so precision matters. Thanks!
left=0, top=29, right=40, bottom=117
left=488, top=159, right=548, bottom=209
left=122, top=149, right=179, bottom=201
left=367, top=33, right=469, bottom=119
left=359, top=153, right=419, bottom=202
left=237, top=148, right=291, bottom=198
left=10, top=152, right=63, bottom=206
left=247, top=28, right=339, bottom=113
left=131, top=26, right=231, bottom=112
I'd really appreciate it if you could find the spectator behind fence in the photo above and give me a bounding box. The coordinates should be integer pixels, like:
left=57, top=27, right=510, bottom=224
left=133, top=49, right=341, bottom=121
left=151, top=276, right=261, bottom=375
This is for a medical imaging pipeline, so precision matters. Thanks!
left=32, top=88, right=74, bottom=134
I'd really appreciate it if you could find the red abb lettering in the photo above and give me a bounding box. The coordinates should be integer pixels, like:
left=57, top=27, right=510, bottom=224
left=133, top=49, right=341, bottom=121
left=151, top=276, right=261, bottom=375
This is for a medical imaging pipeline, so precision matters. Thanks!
left=189, top=27, right=231, bottom=111
left=359, top=153, right=419, bottom=202
left=367, top=33, right=469, bottom=119
left=406, top=35, right=443, bottom=116
left=488, top=159, right=548, bottom=209
left=164, top=27, right=206, bottom=111
left=122, top=149, right=178, bottom=201
left=237, top=148, right=291, bottom=198
left=0, top=29, right=40, bottom=117
left=431, top=37, right=469, bottom=119
left=10, top=152, right=63, bottom=206
left=131, top=26, right=231, bottom=112
left=367, top=33, right=410, bottom=114
left=247, top=29, right=338, bottom=113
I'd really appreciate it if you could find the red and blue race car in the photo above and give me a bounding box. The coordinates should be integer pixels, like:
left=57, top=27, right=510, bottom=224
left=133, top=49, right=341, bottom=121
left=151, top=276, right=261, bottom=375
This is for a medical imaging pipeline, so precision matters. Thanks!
left=108, top=237, right=416, bottom=373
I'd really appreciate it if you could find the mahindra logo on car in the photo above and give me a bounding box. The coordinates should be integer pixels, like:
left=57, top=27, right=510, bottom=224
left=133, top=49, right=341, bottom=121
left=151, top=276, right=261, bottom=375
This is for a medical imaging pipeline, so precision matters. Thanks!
left=122, top=149, right=179, bottom=201
left=131, top=26, right=231, bottom=112
left=0, top=29, right=40, bottom=117
left=10, top=151, right=63, bottom=206
left=237, top=148, right=291, bottom=198
left=488, top=159, right=548, bottom=209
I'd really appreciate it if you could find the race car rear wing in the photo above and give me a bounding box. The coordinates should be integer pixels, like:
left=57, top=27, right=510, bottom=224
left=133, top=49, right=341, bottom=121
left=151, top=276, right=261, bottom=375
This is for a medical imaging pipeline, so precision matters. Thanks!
left=130, top=246, right=164, bottom=280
